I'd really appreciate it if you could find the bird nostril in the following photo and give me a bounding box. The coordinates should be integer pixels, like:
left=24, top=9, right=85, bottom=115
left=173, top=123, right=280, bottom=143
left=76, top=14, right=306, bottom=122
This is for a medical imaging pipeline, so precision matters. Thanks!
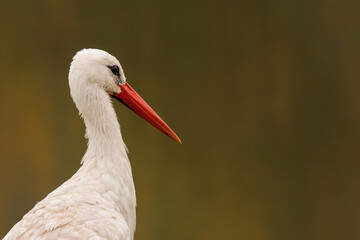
left=127, top=84, right=134, bottom=91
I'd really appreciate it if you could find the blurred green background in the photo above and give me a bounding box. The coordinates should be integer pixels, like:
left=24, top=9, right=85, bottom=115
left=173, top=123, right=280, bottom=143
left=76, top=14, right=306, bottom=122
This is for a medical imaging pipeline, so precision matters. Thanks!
left=1, top=0, right=360, bottom=239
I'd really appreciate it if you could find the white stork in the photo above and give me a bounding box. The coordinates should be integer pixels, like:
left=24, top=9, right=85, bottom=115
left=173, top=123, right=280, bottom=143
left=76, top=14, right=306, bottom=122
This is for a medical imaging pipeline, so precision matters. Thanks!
left=3, top=49, right=181, bottom=240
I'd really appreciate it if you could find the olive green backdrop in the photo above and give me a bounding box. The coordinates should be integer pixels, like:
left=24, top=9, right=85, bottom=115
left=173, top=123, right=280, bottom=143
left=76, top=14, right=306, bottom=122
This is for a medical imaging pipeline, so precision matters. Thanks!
left=1, top=1, right=360, bottom=239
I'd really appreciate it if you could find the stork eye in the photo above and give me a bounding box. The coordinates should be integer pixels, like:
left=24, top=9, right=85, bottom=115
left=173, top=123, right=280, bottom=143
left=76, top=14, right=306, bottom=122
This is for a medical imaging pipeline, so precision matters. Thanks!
left=107, top=65, right=120, bottom=77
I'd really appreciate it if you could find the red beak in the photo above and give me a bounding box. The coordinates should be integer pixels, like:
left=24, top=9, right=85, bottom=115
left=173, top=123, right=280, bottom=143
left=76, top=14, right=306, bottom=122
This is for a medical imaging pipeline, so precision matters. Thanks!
left=112, top=82, right=181, bottom=144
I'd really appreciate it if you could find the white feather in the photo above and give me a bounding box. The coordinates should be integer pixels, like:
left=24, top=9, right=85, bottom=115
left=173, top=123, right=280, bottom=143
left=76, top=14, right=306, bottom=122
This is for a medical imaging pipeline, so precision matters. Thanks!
left=4, top=49, right=136, bottom=240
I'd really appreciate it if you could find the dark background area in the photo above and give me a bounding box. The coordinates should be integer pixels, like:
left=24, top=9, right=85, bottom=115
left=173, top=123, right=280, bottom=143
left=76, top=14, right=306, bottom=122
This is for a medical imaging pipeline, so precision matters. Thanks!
left=1, top=1, right=360, bottom=239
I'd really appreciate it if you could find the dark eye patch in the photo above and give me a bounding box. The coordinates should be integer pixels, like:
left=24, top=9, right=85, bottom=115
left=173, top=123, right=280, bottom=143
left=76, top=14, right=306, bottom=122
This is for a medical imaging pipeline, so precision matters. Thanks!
left=107, top=65, right=120, bottom=78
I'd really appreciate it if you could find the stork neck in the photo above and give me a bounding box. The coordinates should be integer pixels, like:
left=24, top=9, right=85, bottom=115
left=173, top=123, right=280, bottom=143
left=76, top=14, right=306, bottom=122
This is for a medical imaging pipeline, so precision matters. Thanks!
left=79, top=90, right=128, bottom=166
left=74, top=89, right=136, bottom=237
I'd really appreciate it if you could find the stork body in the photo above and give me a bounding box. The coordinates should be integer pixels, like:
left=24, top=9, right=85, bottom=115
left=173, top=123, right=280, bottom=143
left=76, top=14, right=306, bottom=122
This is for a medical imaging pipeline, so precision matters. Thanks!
left=4, top=49, right=180, bottom=240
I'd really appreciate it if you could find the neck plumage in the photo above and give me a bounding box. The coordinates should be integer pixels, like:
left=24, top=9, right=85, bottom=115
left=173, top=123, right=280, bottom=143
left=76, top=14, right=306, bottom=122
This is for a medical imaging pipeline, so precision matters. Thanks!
left=74, top=88, right=136, bottom=237
left=79, top=89, right=128, bottom=166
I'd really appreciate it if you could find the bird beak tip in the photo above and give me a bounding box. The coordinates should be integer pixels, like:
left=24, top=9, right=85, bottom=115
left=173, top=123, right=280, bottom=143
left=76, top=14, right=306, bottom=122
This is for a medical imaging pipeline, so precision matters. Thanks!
left=174, top=136, right=182, bottom=144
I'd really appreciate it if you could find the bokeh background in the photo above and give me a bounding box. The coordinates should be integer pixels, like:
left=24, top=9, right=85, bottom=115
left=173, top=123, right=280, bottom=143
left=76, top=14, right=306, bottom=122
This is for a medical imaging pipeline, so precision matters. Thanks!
left=1, top=0, right=360, bottom=239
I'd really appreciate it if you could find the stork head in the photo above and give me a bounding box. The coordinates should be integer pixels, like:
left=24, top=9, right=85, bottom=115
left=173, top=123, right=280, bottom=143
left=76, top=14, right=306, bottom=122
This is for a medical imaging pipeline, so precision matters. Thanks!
left=69, top=48, right=181, bottom=143
left=69, top=49, right=125, bottom=96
